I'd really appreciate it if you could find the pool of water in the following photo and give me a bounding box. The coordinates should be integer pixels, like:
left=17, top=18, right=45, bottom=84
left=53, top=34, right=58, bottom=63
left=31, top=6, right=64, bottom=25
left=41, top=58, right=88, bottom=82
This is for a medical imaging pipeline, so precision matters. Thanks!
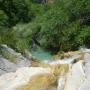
left=31, top=48, right=53, bottom=60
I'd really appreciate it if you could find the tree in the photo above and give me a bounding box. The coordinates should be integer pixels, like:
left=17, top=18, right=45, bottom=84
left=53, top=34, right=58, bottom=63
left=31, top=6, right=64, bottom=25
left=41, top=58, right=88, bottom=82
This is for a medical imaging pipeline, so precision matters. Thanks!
left=0, top=0, right=34, bottom=27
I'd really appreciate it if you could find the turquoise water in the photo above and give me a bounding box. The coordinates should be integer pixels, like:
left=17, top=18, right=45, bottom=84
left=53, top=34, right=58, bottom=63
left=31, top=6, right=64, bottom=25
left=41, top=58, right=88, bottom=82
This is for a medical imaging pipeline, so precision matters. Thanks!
left=31, top=48, right=53, bottom=60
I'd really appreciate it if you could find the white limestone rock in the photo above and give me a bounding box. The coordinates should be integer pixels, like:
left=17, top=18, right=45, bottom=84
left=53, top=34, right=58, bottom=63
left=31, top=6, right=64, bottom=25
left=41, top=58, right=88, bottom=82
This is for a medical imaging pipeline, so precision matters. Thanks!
left=64, top=60, right=85, bottom=90
left=0, top=67, right=52, bottom=90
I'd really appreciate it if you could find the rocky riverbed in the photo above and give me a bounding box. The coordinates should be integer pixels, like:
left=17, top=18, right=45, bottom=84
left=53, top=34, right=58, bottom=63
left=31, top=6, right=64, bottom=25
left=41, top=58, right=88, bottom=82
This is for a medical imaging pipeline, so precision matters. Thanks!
left=0, top=45, right=90, bottom=90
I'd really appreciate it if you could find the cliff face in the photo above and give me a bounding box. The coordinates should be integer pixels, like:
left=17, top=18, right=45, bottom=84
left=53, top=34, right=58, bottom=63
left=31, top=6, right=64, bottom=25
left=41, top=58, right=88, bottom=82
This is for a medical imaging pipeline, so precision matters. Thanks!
left=0, top=47, right=90, bottom=90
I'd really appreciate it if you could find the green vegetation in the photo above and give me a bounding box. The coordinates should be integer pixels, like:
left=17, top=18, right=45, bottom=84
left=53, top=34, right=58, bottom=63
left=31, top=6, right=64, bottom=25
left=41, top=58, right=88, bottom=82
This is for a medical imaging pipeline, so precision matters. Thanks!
left=1, top=51, right=17, bottom=63
left=0, top=0, right=90, bottom=54
left=0, top=0, right=34, bottom=27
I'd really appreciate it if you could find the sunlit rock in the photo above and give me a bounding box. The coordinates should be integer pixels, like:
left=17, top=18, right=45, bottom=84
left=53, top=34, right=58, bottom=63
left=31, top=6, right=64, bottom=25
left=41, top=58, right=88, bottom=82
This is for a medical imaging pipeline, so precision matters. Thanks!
left=80, top=48, right=90, bottom=53
left=0, top=67, right=54, bottom=90
left=31, top=60, right=69, bottom=77
left=0, top=49, right=89, bottom=90
left=53, top=51, right=81, bottom=59
left=63, top=60, right=85, bottom=90
left=0, top=45, right=31, bottom=72
left=17, top=73, right=56, bottom=90
left=0, top=55, right=17, bottom=75
left=79, top=53, right=90, bottom=90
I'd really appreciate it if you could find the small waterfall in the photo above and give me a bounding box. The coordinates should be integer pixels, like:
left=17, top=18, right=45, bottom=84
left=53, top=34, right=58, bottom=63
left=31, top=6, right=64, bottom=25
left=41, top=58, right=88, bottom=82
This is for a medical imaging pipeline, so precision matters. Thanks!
left=44, top=55, right=81, bottom=65
left=57, top=70, right=66, bottom=90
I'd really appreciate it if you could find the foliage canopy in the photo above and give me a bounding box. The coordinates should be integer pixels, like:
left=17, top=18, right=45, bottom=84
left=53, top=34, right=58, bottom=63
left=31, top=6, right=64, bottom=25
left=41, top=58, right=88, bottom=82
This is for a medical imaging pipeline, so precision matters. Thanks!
left=0, top=0, right=90, bottom=53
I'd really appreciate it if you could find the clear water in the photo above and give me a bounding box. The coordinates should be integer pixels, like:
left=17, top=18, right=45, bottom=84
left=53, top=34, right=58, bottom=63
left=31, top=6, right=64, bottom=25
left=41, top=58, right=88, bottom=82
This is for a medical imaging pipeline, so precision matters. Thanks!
left=31, top=48, right=53, bottom=60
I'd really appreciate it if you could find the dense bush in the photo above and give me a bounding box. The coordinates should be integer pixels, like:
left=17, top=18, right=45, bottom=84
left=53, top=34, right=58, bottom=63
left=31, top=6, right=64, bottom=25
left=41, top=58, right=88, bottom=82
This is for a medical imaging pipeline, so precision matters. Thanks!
left=0, top=26, right=30, bottom=53
left=0, top=0, right=34, bottom=27
left=76, top=26, right=90, bottom=48
left=0, top=0, right=90, bottom=53
left=23, top=0, right=90, bottom=52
